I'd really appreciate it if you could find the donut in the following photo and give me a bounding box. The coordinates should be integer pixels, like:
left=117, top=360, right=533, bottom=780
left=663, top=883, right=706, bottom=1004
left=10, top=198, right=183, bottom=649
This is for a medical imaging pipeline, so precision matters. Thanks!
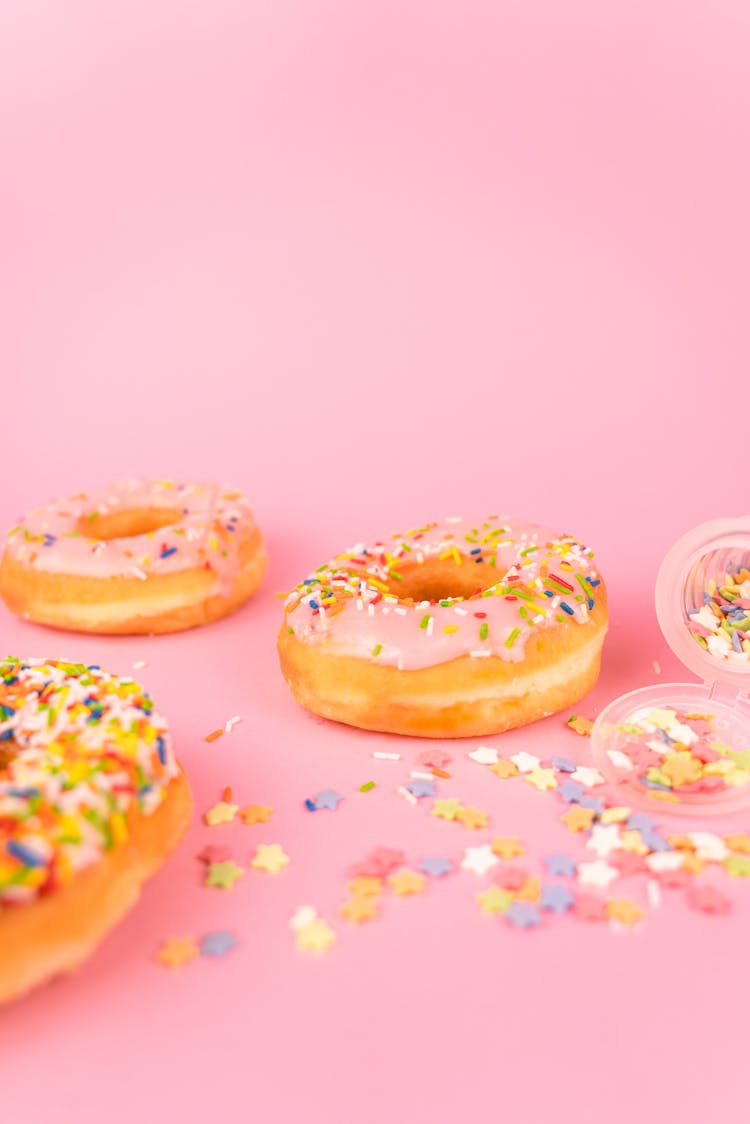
left=278, top=516, right=608, bottom=737
left=0, top=657, right=191, bottom=1004
left=0, top=479, right=267, bottom=634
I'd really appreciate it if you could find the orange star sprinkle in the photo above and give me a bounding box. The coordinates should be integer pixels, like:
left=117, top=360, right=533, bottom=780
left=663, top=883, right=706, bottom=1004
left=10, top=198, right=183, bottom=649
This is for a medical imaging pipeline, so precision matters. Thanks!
left=515, top=875, right=542, bottom=903
left=662, top=753, right=702, bottom=787
left=606, top=899, right=644, bottom=926
left=340, top=896, right=379, bottom=924
left=347, top=875, right=385, bottom=898
left=156, top=936, right=199, bottom=968
left=681, top=853, right=705, bottom=876
left=490, top=760, right=519, bottom=779
left=566, top=714, right=593, bottom=736
left=491, top=836, right=525, bottom=860
left=456, top=806, right=489, bottom=830
left=204, top=801, right=239, bottom=826
left=725, top=833, right=750, bottom=854
left=388, top=870, right=427, bottom=896
left=561, top=806, right=596, bottom=833
left=239, top=804, right=273, bottom=825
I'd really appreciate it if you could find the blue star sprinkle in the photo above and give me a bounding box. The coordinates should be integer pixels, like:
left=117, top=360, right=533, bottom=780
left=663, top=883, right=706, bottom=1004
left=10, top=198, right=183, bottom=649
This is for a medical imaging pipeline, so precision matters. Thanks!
left=540, top=883, right=575, bottom=914
left=557, top=779, right=586, bottom=804
left=199, top=931, right=238, bottom=958
left=406, top=778, right=436, bottom=799
left=312, top=789, right=344, bottom=811
left=551, top=756, right=577, bottom=773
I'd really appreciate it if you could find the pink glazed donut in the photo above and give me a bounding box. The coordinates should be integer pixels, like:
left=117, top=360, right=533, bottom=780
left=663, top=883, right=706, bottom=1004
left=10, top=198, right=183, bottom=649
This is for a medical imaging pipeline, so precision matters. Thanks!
left=278, top=515, right=608, bottom=737
left=0, top=479, right=266, bottom=634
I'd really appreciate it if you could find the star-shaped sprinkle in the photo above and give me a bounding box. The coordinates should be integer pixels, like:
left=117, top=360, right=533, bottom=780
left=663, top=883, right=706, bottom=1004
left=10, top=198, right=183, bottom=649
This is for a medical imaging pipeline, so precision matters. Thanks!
left=157, top=936, right=199, bottom=968
left=540, top=882, right=575, bottom=914
left=432, top=798, right=462, bottom=821
left=551, top=755, right=576, bottom=773
left=562, top=806, right=596, bottom=833
left=205, top=860, right=245, bottom=889
left=405, top=778, right=436, bottom=799
left=504, top=901, right=542, bottom=928
left=468, top=746, right=499, bottom=766
left=200, top=931, right=238, bottom=958
left=641, top=831, right=674, bottom=854
left=645, top=851, right=684, bottom=873
left=239, top=804, right=273, bottom=825
left=600, top=806, right=632, bottom=825
left=558, top=779, right=586, bottom=804
left=418, top=856, right=454, bottom=878
left=289, top=905, right=318, bottom=931
left=570, top=766, right=605, bottom=788
left=516, top=875, right=542, bottom=902
left=196, top=844, right=232, bottom=866
left=348, top=875, right=385, bottom=897
left=477, top=886, right=513, bottom=914
left=204, top=801, right=239, bottom=826
left=567, top=715, right=593, bottom=736
left=578, top=794, right=605, bottom=814
left=586, top=824, right=624, bottom=858
left=418, top=748, right=452, bottom=768
left=725, top=833, right=750, bottom=854
left=577, top=859, right=619, bottom=889
left=311, top=789, right=344, bottom=811
left=490, top=759, right=520, bottom=779
left=456, top=806, right=489, bottom=830
left=605, top=899, right=644, bottom=927
left=251, top=844, right=291, bottom=874
left=295, top=919, right=336, bottom=952
left=461, top=844, right=500, bottom=876
left=388, top=869, right=427, bottom=896
left=725, top=854, right=750, bottom=878
left=687, top=885, right=732, bottom=915
left=662, top=753, right=702, bottom=787
left=525, top=767, right=557, bottom=792
left=627, top=812, right=658, bottom=833
left=340, top=896, right=379, bottom=923
left=510, top=751, right=540, bottom=774
left=544, top=853, right=578, bottom=877
left=573, top=893, right=607, bottom=922
left=491, top=836, right=525, bottom=860
left=350, top=847, right=406, bottom=877
left=688, top=832, right=728, bottom=862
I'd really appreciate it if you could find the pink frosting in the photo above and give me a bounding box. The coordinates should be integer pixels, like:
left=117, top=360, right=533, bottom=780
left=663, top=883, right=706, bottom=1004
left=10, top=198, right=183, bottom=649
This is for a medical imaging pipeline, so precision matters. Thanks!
left=284, top=516, right=603, bottom=670
left=4, top=479, right=257, bottom=590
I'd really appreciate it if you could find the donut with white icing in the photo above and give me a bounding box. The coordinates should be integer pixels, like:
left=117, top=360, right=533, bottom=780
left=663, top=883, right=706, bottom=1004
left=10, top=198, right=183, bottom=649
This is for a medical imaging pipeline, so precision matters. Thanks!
left=0, top=658, right=191, bottom=1004
left=278, top=516, right=608, bottom=737
left=0, top=480, right=266, bottom=634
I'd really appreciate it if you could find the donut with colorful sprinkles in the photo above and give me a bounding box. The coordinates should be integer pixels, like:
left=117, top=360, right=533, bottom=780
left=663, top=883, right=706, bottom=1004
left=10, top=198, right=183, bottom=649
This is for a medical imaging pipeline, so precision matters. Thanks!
left=0, top=658, right=191, bottom=1004
left=278, top=516, right=608, bottom=737
left=0, top=479, right=266, bottom=633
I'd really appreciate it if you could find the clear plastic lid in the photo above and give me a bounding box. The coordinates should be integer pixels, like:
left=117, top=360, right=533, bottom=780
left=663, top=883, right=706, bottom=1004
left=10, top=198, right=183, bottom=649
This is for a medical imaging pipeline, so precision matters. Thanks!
left=590, top=517, right=750, bottom=815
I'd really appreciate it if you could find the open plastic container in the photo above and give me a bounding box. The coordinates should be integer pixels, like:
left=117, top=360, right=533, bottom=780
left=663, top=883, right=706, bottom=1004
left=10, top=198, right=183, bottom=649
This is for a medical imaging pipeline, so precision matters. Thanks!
left=590, top=517, right=750, bottom=816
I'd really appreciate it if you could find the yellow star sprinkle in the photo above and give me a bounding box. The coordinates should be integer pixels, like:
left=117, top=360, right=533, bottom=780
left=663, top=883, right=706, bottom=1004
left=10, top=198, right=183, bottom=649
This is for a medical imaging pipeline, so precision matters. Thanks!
left=725, top=833, right=750, bottom=854
left=489, top=760, right=520, bottom=779
left=156, top=936, right=199, bottom=968
left=295, top=918, right=336, bottom=953
left=662, top=753, right=702, bottom=787
left=347, top=875, right=385, bottom=897
left=388, top=869, right=427, bottom=896
left=491, top=836, right=525, bottom=860
left=239, top=804, right=273, bottom=825
left=600, top=806, right=632, bottom=825
left=340, top=896, right=379, bottom=924
left=205, top=860, right=245, bottom=889
left=524, top=768, right=557, bottom=792
left=456, top=806, right=489, bottom=830
left=476, top=886, right=513, bottom=915
left=432, top=798, right=463, bottom=821
left=204, top=801, right=239, bottom=826
left=619, top=830, right=650, bottom=855
left=251, top=844, right=291, bottom=874
left=606, top=899, right=644, bottom=926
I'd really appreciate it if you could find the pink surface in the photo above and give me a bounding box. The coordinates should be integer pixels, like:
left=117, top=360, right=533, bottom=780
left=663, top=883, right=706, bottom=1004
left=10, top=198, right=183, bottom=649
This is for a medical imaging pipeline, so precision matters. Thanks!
left=2, top=2, right=750, bottom=1121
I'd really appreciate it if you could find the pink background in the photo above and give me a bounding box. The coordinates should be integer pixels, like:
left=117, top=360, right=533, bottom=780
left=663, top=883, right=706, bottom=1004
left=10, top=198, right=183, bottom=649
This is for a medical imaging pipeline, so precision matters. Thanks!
left=2, top=2, right=750, bottom=1120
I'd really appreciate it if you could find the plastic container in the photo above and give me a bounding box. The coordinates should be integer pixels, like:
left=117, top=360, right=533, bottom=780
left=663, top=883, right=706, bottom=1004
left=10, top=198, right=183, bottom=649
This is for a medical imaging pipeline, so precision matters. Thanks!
left=590, top=517, right=750, bottom=816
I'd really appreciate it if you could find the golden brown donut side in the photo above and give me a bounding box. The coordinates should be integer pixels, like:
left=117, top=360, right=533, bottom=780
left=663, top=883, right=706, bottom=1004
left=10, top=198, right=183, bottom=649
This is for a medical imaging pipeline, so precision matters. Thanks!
left=0, top=529, right=267, bottom=634
left=278, top=584, right=608, bottom=737
left=0, top=770, right=192, bottom=1006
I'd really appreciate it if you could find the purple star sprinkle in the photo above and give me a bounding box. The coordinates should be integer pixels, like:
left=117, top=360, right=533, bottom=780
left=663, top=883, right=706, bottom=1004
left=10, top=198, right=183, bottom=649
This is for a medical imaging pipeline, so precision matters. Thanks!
left=504, top=901, right=542, bottom=929
left=544, top=853, right=578, bottom=878
left=406, top=778, right=436, bottom=799
left=418, top=855, right=454, bottom=878
left=540, top=882, right=575, bottom=914
left=557, top=779, right=585, bottom=804
left=199, top=931, right=238, bottom=958
left=551, top=756, right=577, bottom=773
left=312, top=789, right=344, bottom=811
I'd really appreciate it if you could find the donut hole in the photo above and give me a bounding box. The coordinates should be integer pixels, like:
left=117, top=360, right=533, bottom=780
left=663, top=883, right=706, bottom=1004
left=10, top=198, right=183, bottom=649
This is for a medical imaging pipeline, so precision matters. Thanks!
left=385, top=558, right=497, bottom=604
left=80, top=508, right=183, bottom=541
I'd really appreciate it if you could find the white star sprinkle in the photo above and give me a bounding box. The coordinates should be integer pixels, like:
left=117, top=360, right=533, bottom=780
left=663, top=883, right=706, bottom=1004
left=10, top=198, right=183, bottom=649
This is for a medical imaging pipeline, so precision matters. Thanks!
left=586, top=824, right=624, bottom=858
left=460, top=845, right=500, bottom=877
left=570, top=766, right=605, bottom=788
left=577, top=859, right=619, bottom=889
left=468, top=746, right=499, bottom=766
left=510, top=751, right=540, bottom=774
